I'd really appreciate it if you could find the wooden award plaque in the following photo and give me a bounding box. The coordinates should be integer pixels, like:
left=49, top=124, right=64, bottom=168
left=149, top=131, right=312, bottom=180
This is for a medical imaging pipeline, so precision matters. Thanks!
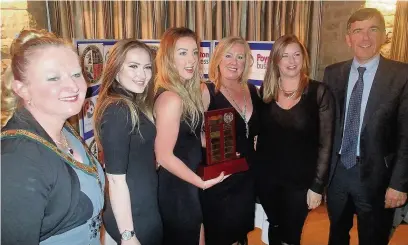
left=197, top=107, right=249, bottom=180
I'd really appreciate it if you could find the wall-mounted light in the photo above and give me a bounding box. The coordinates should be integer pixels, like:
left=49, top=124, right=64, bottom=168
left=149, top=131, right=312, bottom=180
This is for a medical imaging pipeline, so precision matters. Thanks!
left=365, top=0, right=397, bottom=57
left=365, top=0, right=397, bottom=15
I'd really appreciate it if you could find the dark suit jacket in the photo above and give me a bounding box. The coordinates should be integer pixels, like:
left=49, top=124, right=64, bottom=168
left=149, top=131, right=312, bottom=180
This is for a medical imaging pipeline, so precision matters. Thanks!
left=323, top=56, right=408, bottom=197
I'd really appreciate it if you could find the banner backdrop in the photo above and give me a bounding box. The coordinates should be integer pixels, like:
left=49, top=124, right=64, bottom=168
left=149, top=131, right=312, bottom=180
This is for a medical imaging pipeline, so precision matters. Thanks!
left=75, top=39, right=214, bottom=160
left=200, top=41, right=212, bottom=79
left=76, top=40, right=115, bottom=160
left=247, top=41, right=274, bottom=86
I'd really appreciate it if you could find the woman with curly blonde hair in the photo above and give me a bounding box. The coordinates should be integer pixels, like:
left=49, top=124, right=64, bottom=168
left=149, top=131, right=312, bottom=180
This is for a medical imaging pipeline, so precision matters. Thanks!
left=1, top=29, right=104, bottom=245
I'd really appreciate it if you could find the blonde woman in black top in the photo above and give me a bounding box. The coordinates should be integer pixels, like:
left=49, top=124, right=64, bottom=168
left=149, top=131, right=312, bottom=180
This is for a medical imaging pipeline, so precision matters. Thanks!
left=200, top=36, right=260, bottom=245
left=153, top=27, right=225, bottom=245
left=256, top=34, right=335, bottom=245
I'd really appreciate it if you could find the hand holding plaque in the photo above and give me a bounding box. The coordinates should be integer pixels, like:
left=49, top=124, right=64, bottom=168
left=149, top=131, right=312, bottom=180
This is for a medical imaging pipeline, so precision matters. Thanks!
left=198, top=107, right=249, bottom=180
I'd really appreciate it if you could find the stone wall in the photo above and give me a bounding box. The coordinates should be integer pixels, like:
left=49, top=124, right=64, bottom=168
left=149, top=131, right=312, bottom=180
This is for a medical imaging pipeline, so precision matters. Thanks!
left=1, top=1, right=47, bottom=74
left=317, top=0, right=396, bottom=81
left=317, top=1, right=365, bottom=81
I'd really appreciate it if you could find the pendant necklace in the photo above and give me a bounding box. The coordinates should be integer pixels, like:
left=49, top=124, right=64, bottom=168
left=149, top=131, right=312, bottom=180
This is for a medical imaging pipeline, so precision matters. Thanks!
left=54, top=132, right=74, bottom=156
left=223, top=84, right=249, bottom=138
left=278, top=78, right=298, bottom=99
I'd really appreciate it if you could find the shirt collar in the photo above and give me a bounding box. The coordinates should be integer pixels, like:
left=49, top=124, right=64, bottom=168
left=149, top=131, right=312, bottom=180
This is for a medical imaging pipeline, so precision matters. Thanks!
left=352, top=54, right=380, bottom=74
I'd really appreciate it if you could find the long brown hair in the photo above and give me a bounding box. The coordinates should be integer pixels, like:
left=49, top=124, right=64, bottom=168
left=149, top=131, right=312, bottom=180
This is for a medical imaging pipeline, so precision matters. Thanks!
left=262, top=34, right=310, bottom=103
left=209, top=36, right=253, bottom=92
left=94, top=39, right=155, bottom=149
left=154, top=27, right=203, bottom=131
left=1, top=29, right=70, bottom=127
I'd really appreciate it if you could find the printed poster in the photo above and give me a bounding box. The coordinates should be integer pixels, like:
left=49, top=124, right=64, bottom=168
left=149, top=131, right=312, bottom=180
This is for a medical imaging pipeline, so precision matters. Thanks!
left=200, top=41, right=212, bottom=79
left=78, top=43, right=104, bottom=86
left=214, top=41, right=274, bottom=87
left=247, top=41, right=274, bottom=86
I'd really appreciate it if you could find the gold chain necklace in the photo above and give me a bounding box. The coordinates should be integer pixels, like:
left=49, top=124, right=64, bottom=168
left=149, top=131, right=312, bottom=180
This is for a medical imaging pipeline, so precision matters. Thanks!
left=278, top=78, right=298, bottom=99
left=54, top=132, right=74, bottom=156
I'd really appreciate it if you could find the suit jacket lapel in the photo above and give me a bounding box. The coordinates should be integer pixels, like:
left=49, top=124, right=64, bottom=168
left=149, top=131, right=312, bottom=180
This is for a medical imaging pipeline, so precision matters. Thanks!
left=361, top=56, right=391, bottom=132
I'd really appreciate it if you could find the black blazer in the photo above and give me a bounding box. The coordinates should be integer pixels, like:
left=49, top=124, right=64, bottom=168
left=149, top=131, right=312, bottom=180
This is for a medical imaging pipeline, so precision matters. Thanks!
left=323, top=56, right=408, bottom=196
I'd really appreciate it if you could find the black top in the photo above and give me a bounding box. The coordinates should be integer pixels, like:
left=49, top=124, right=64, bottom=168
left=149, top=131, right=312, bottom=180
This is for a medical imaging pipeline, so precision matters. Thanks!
left=100, top=102, right=162, bottom=245
left=1, top=108, right=93, bottom=244
left=205, top=82, right=261, bottom=165
left=256, top=80, right=335, bottom=194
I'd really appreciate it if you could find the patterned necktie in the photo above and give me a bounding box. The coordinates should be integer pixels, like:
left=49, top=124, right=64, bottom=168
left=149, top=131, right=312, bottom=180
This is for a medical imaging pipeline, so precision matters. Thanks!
left=341, top=66, right=366, bottom=169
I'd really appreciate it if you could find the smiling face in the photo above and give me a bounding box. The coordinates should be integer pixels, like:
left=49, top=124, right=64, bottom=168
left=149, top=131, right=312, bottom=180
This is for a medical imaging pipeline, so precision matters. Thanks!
left=173, top=37, right=199, bottom=81
left=277, top=42, right=303, bottom=79
left=219, top=43, right=246, bottom=82
left=346, top=16, right=385, bottom=64
left=116, top=48, right=152, bottom=93
left=18, top=46, right=87, bottom=120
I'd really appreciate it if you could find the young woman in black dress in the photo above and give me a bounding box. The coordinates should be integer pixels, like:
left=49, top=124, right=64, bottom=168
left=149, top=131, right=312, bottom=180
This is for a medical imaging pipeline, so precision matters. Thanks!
left=256, top=34, right=335, bottom=245
left=153, top=27, right=225, bottom=245
left=200, top=36, right=260, bottom=245
left=94, top=40, right=162, bottom=245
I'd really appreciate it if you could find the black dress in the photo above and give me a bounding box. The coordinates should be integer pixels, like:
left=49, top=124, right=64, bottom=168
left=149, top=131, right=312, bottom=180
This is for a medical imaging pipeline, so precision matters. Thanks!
left=100, top=102, right=163, bottom=245
left=200, top=82, right=260, bottom=245
left=255, top=80, right=334, bottom=244
left=155, top=88, right=203, bottom=245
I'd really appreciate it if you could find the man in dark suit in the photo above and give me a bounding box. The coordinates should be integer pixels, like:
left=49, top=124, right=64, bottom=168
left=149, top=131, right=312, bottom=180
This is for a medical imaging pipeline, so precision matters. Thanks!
left=323, top=8, right=408, bottom=245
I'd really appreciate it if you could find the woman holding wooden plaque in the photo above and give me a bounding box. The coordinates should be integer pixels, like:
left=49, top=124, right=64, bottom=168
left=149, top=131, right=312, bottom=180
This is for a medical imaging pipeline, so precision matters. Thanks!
left=200, top=36, right=261, bottom=245
left=153, top=27, right=225, bottom=245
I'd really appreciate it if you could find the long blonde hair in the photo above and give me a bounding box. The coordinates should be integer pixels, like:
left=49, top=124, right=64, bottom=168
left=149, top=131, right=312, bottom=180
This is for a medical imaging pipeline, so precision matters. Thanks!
left=154, top=27, right=203, bottom=131
left=1, top=29, right=70, bottom=127
left=262, top=34, right=310, bottom=103
left=209, top=36, right=253, bottom=92
left=94, top=40, right=155, bottom=149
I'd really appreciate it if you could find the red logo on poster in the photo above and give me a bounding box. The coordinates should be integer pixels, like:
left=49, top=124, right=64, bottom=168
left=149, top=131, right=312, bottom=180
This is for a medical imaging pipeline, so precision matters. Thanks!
left=81, top=45, right=104, bottom=84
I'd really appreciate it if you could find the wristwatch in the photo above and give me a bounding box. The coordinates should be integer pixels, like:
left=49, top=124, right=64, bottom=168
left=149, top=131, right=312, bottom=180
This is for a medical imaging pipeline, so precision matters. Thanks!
left=121, top=230, right=135, bottom=241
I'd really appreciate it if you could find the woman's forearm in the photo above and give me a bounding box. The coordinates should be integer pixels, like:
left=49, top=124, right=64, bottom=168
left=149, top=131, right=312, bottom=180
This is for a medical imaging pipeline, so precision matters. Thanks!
left=108, top=177, right=140, bottom=241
